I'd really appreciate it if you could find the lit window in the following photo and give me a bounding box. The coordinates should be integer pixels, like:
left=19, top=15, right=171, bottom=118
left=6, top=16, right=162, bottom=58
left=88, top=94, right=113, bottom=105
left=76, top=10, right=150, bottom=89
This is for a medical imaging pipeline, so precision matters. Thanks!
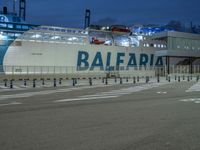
left=177, top=45, right=180, bottom=49
left=158, top=44, right=160, bottom=48
left=154, top=44, right=157, bottom=48
left=146, top=44, right=149, bottom=47
left=31, top=34, right=41, bottom=38
left=8, top=24, right=13, bottom=28
left=68, top=37, right=78, bottom=41
left=161, top=44, right=164, bottom=48
left=51, top=36, right=60, bottom=40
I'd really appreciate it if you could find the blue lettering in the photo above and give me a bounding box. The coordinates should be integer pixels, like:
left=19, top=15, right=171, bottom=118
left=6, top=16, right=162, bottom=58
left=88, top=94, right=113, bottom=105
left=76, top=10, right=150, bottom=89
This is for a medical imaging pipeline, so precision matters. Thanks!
left=106, top=52, right=114, bottom=71
left=150, top=54, right=154, bottom=66
left=90, top=52, right=104, bottom=70
left=155, top=56, right=163, bottom=66
left=127, top=53, right=137, bottom=69
left=140, top=54, right=149, bottom=66
left=116, top=53, right=125, bottom=66
left=116, top=53, right=125, bottom=70
left=77, top=51, right=89, bottom=71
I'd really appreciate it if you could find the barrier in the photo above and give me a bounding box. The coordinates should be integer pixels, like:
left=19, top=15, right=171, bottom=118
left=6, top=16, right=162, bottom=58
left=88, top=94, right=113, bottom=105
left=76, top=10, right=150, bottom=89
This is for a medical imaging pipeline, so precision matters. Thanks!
left=133, top=77, right=136, bottom=84
left=33, top=79, right=36, bottom=88
left=24, top=80, right=27, bottom=86
left=89, top=78, right=92, bottom=86
left=105, top=78, right=108, bottom=85
left=10, top=80, right=13, bottom=89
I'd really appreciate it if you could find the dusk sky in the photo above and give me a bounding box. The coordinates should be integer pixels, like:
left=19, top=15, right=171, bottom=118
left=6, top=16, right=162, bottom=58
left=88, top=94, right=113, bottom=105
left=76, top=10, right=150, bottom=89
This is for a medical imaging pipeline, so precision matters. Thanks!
left=1, top=0, right=200, bottom=28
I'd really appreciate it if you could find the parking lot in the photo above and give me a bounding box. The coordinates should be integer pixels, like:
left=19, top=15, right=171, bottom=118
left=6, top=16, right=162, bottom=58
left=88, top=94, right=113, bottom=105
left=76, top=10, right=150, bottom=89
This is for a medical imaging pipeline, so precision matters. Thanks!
left=0, top=77, right=200, bottom=150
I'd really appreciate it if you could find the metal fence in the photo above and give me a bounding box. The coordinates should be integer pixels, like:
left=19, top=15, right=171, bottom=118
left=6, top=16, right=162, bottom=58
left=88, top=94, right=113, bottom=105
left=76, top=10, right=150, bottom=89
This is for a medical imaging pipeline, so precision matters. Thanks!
left=1, top=65, right=200, bottom=79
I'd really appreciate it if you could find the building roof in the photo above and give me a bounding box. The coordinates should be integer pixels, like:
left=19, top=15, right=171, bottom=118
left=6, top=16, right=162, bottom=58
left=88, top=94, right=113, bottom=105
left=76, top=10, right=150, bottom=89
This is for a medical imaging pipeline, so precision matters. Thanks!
left=152, top=31, right=200, bottom=40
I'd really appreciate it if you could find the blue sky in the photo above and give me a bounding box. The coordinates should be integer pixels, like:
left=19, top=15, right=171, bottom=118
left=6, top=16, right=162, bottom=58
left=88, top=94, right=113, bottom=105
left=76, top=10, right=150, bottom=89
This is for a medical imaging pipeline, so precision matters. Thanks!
left=1, top=0, right=200, bottom=28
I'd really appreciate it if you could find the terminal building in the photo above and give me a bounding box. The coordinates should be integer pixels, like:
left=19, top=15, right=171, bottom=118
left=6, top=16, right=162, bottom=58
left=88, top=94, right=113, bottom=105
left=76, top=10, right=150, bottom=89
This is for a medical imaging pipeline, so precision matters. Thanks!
left=153, top=32, right=200, bottom=74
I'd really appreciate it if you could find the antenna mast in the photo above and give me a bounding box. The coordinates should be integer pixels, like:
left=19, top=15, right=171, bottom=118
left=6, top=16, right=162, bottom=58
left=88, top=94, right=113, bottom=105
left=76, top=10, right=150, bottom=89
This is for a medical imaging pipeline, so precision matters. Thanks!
left=19, top=0, right=26, bottom=21
left=84, top=9, right=91, bottom=29
left=13, top=0, right=17, bottom=14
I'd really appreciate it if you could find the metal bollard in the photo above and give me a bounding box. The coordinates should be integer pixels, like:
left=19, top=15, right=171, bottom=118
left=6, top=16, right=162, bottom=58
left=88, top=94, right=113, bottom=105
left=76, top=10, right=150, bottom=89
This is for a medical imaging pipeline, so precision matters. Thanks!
left=115, top=77, right=117, bottom=83
left=137, top=76, right=139, bottom=82
left=89, top=78, right=92, bottom=86
left=168, top=76, right=170, bottom=82
left=54, top=78, right=56, bottom=87
left=75, top=78, right=77, bottom=85
left=42, top=79, right=45, bottom=85
left=120, top=77, right=123, bottom=84
left=166, top=75, right=168, bottom=81
left=105, top=78, right=108, bottom=85
left=187, top=76, right=190, bottom=82
left=197, top=76, right=199, bottom=82
left=24, top=80, right=27, bottom=86
left=102, top=78, right=104, bottom=83
left=146, top=76, right=148, bottom=83
left=175, top=75, right=177, bottom=81
left=33, top=79, right=35, bottom=88
left=157, top=75, right=160, bottom=83
left=10, top=80, right=13, bottom=89
left=178, top=76, right=180, bottom=82
left=126, top=77, right=128, bottom=82
left=133, top=77, right=136, bottom=84
left=72, top=78, right=75, bottom=86
left=4, top=80, right=7, bottom=87
left=59, top=78, right=62, bottom=85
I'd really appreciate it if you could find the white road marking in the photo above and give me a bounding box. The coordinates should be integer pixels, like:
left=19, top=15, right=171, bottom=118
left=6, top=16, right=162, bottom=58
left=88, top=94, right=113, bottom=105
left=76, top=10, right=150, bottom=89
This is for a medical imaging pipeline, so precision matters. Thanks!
left=0, top=84, right=113, bottom=101
left=186, top=82, right=200, bottom=92
left=54, top=95, right=119, bottom=103
left=55, top=81, right=173, bottom=103
left=179, top=98, right=200, bottom=104
left=157, top=91, right=167, bottom=94
left=0, top=102, right=22, bottom=107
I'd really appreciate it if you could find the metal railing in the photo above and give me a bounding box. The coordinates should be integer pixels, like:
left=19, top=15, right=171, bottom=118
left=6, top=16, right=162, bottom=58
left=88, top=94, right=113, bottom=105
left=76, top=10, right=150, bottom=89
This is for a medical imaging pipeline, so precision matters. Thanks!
left=1, top=65, right=200, bottom=79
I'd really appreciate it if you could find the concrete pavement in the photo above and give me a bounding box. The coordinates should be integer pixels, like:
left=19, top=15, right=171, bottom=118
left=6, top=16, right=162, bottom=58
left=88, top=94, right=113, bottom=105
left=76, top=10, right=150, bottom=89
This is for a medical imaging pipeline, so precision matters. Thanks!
left=0, top=81, right=200, bottom=150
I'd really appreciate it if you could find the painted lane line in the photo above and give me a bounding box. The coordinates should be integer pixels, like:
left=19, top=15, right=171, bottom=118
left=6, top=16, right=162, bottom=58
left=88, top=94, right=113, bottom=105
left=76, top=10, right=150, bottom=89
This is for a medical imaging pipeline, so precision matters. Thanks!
left=54, top=95, right=119, bottom=103
left=0, top=89, right=73, bottom=101
left=157, top=91, right=167, bottom=94
left=0, top=85, right=114, bottom=101
left=179, top=98, right=200, bottom=104
left=79, top=92, right=132, bottom=98
left=82, top=82, right=173, bottom=99
left=186, top=82, right=200, bottom=92
left=58, top=82, right=173, bottom=103
left=0, top=102, right=22, bottom=107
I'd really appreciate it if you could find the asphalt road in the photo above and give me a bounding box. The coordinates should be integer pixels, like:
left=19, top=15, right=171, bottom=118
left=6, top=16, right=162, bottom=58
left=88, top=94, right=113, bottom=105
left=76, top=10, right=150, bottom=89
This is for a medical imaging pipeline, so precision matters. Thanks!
left=0, top=80, right=200, bottom=150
